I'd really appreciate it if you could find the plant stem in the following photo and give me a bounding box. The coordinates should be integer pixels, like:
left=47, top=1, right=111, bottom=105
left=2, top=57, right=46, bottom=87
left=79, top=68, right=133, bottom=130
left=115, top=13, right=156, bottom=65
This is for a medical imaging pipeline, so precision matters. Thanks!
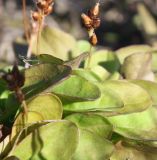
left=22, top=100, right=28, bottom=116
left=22, top=0, right=29, bottom=43
left=86, top=44, right=93, bottom=69
left=25, top=34, right=36, bottom=68
left=36, top=15, right=44, bottom=56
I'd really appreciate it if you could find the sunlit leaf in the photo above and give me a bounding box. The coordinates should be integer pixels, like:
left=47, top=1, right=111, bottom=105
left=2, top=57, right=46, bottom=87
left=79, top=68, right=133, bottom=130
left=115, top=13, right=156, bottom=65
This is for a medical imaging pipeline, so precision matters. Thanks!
left=64, top=52, right=88, bottom=69
left=72, top=40, right=93, bottom=57
left=72, top=69, right=102, bottom=82
left=122, top=52, right=154, bottom=81
left=107, top=106, right=157, bottom=140
left=110, top=141, right=157, bottom=160
left=12, top=93, right=62, bottom=137
left=51, top=75, right=100, bottom=101
left=85, top=50, right=120, bottom=72
left=32, top=27, right=77, bottom=60
left=11, top=121, right=79, bottom=160
left=96, top=80, right=152, bottom=116
left=23, top=63, right=71, bottom=98
left=91, top=65, right=110, bottom=81
left=63, top=82, right=123, bottom=113
left=130, top=80, right=157, bottom=106
left=116, top=45, right=152, bottom=64
left=65, top=113, right=113, bottom=138
left=71, top=129, right=114, bottom=160
left=37, top=54, right=64, bottom=65
left=4, top=156, right=20, bottom=160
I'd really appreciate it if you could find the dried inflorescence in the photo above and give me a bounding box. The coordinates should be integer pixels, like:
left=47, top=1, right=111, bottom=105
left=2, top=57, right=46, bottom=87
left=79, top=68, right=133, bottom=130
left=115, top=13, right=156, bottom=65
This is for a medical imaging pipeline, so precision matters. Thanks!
left=81, top=2, right=100, bottom=46
left=31, top=0, right=54, bottom=22
left=2, top=65, right=28, bottom=114
left=30, top=0, right=55, bottom=56
left=2, top=65, right=25, bottom=92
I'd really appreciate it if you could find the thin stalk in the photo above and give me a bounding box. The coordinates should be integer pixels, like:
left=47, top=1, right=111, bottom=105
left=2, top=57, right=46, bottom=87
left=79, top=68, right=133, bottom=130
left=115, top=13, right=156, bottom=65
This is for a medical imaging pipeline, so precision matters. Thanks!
left=22, top=0, right=29, bottom=43
left=36, top=14, right=44, bottom=55
left=25, top=34, right=36, bottom=68
left=86, top=44, right=93, bottom=69
left=22, top=100, right=28, bottom=116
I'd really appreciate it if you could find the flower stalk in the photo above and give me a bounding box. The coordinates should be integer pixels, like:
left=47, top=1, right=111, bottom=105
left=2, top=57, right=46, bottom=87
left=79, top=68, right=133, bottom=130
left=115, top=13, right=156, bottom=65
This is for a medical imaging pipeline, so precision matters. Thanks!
left=81, top=2, right=101, bottom=68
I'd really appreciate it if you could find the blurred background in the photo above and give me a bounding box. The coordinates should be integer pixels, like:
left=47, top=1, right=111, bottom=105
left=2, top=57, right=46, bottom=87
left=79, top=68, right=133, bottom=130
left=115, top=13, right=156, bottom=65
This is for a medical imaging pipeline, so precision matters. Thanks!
left=1, top=0, right=157, bottom=62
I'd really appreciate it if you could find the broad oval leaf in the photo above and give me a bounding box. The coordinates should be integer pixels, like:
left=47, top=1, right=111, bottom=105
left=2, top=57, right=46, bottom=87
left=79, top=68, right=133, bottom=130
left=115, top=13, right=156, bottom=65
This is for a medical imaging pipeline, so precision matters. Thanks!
left=65, top=113, right=113, bottom=139
left=107, top=106, right=157, bottom=140
left=37, top=54, right=64, bottom=65
left=72, top=69, right=102, bottom=82
left=23, top=63, right=71, bottom=98
left=51, top=75, right=100, bottom=101
left=85, top=50, right=120, bottom=73
left=130, top=80, right=157, bottom=106
left=72, top=40, right=92, bottom=57
left=97, top=80, right=152, bottom=115
left=71, top=129, right=114, bottom=160
left=12, top=93, right=62, bottom=137
left=11, top=121, right=79, bottom=160
left=91, top=65, right=110, bottom=81
left=116, top=45, right=152, bottom=64
left=63, top=82, right=123, bottom=113
left=26, top=93, right=62, bottom=120
left=32, top=27, right=77, bottom=60
left=64, top=52, right=88, bottom=69
left=4, top=156, right=20, bottom=160
left=122, top=52, right=154, bottom=81
left=110, top=141, right=157, bottom=160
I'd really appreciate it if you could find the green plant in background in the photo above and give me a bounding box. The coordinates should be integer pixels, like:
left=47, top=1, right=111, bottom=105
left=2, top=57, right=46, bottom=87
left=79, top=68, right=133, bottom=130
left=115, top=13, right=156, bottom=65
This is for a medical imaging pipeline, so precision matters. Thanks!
left=1, top=0, right=157, bottom=160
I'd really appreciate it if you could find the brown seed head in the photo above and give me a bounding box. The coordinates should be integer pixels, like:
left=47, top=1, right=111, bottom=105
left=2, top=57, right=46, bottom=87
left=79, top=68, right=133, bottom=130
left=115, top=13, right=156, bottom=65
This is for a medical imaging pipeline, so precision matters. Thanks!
left=89, top=2, right=100, bottom=18
left=37, top=1, right=48, bottom=10
left=2, top=65, right=25, bottom=91
left=45, top=0, right=53, bottom=5
left=93, top=17, right=101, bottom=29
left=90, top=33, right=98, bottom=46
left=44, top=5, right=53, bottom=15
left=81, top=13, right=93, bottom=29
left=31, top=11, right=41, bottom=21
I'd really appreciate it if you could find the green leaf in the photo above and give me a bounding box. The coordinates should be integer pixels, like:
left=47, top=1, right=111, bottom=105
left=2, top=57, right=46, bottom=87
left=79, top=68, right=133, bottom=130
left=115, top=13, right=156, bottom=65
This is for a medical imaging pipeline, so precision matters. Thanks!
left=71, top=130, right=114, bottom=160
left=27, top=93, right=62, bottom=120
left=72, top=69, right=102, bottom=82
left=107, top=106, right=157, bottom=140
left=32, top=27, right=77, bottom=60
left=72, top=40, right=92, bottom=57
left=65, top=113, right=113, bottom=139
left=4, top=156, right=20, bottom=160
left=116, top=45, right=152, bottom=64
left=51, top=75, right=100, bottom=101
left=0, top=93, right=20, bottom=125
left=130, top=80, right=157, bottom=106
left=110, top=141, right=157, bottom=160
left=63, top=82, right=123, bottom=113
left=37, top=54, right=64, bottom=65
left=122, top=52, right=154, bottom=80
left=0, top=79, right=8, bottom=95
left=11, top=121, right=79, bottom=160
left=96, top=80, right=152, bottom=116
left=64, top=52, right=88, bottom=69
left=85, top=50, right=120, bottom=73
left=23, top=63, right=71, bottom=98
left=90, top=65, right=110, bottom=81
left=12, top=93, right=63, bottom=136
